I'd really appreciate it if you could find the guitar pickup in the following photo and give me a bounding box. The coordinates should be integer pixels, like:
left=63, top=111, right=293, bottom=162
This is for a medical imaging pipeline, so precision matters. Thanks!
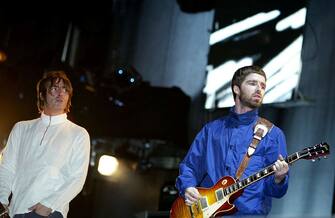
left=215, top=188, right=224, bottom=201
left=199, top=196, right=209, bottom=210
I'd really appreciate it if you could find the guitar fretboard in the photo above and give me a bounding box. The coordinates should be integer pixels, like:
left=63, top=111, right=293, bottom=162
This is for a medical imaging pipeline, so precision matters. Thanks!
left=222, top=152, right=301, bottom=196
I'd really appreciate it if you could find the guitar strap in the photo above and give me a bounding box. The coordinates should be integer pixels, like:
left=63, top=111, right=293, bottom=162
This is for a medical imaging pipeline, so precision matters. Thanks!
left=235, top=117, right=273, bottom=180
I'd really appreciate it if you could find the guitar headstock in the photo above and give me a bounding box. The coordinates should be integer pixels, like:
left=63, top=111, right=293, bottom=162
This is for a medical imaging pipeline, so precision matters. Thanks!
left=299, top=142, right=330, bottom=160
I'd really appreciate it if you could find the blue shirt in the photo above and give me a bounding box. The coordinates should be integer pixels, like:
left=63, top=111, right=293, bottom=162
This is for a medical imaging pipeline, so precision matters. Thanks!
left=176, top=107, right=289, bottom=215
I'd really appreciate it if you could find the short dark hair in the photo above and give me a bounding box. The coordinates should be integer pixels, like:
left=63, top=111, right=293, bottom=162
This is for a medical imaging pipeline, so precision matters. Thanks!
left=231, top=65, right=266, bottom=99
left=36, top=70, right=73, bottom=113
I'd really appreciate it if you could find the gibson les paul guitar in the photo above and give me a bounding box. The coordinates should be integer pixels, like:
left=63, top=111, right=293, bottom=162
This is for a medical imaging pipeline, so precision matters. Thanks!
left=0, top=204, right=9, bottom=218
left=170, top=142, right=330, bottom=218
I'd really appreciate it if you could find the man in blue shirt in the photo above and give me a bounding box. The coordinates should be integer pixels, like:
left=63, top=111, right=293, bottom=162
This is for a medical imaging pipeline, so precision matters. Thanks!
left=175, top=65, right=289, bottom=215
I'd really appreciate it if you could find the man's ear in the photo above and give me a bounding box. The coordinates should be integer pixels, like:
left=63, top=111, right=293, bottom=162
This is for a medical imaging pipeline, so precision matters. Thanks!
left=233, top=85, right=240, bottom=96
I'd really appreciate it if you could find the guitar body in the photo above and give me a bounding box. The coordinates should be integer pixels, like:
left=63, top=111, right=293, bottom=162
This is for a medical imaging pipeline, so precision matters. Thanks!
left=170, top=176, right=243, bottom=218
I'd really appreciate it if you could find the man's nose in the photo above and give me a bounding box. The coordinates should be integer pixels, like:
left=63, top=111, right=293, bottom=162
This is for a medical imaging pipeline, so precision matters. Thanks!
left=255, top=83, right=262, bottom=93
left=258, top=82, right=264, bottom=89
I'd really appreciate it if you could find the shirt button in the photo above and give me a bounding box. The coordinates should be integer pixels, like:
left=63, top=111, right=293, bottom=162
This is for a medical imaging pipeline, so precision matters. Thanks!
left=226, top=166, right=229, bottom=171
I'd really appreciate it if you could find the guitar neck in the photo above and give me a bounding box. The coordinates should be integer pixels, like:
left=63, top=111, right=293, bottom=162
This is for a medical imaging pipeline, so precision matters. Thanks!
left=223, top=152, right=301, bottom=196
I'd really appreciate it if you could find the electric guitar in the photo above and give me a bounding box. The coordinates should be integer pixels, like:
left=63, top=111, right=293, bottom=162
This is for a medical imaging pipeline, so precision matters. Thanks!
left=0, top=204, right=8, bottom=218
left=170, top=142, right=330, bottom=218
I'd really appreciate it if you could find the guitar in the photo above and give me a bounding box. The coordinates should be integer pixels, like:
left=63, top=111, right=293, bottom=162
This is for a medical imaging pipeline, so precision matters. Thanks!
left=0, top=204, right=8, bottom=218
left=170, top=142, right=330, bottom=218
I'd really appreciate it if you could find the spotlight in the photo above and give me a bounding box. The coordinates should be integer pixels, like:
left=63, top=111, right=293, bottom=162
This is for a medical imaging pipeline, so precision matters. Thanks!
left=0, top=50, right=7, bottom=63
left=97, top=155, right=119, bottom=176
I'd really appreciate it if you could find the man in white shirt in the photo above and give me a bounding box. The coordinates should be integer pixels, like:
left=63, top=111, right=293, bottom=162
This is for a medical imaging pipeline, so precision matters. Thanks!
left=0, top=70, right=91, bottom=218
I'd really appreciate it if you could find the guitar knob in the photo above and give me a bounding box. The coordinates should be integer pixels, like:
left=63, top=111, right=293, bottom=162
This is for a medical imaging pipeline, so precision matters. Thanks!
left=324, top=156, right=328, bottom=159
left=311, top=159, right=316, bottom=162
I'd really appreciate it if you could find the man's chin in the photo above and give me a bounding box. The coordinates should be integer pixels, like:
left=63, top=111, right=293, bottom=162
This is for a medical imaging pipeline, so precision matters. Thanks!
left=240, top=96, right=263, bottom=109
left=248, top=101, right=262, bottom=109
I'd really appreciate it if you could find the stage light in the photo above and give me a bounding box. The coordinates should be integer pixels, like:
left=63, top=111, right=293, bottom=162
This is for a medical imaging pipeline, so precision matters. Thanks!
left=98, top=155, right=119, bottom=176
left=118, top=69, right=123, bottom=75
left=0, top=50, right=7, bottom=62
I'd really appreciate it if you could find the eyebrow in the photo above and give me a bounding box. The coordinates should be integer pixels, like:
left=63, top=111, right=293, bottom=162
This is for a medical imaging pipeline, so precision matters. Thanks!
left=246, top=79, right=263, bottom=83
left=246, top=80, right=266, bottom=87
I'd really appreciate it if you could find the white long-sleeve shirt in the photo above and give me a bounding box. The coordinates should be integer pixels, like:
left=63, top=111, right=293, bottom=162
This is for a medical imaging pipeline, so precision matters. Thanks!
left=0, top=113, right=90, bottom=218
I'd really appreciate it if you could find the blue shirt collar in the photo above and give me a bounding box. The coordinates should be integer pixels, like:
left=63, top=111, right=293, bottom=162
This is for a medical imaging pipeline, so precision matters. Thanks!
left=228, top=106, right=258, bottom=126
